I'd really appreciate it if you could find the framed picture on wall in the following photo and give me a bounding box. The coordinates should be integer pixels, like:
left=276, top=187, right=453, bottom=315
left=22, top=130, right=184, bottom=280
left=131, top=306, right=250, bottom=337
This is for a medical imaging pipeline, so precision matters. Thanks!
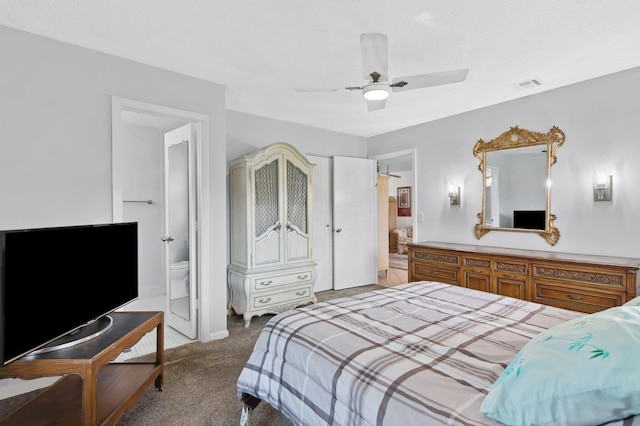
left=397, top=186, right=411, bottom=217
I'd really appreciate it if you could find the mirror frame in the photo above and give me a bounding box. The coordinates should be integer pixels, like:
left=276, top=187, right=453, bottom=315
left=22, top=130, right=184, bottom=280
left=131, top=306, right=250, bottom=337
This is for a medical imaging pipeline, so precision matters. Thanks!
left=472, top=126, right=565, bottom=246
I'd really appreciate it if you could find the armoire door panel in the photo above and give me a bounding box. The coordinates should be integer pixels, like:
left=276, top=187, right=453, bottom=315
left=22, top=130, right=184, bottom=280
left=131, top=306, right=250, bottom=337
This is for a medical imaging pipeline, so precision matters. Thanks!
left=286, top=230, right=311, bottom=262
left=254, top=230, right=282, bottom=265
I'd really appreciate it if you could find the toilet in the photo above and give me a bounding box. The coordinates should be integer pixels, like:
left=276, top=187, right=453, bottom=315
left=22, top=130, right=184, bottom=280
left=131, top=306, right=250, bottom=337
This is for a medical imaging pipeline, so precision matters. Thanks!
left=169, top=260, right=189, bottom=299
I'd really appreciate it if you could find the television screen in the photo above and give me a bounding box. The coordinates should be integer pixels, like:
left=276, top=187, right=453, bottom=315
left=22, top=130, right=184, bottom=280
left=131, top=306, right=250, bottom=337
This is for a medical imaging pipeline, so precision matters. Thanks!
left=0, top=222, right=138, bottom=365
left=513, top=210, right=546, bottom=230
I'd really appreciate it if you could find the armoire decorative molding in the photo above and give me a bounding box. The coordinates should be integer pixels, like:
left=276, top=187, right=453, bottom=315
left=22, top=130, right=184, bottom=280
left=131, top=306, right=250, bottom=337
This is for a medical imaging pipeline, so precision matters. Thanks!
left=228, top=142, right=316, bottom=327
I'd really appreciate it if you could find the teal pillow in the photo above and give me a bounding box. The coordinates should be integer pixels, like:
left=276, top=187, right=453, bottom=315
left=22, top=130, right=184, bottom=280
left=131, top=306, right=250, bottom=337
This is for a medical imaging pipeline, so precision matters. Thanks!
left=623, top=296, right=640, bottom=307
left=480, top=306, right=640, bottom=426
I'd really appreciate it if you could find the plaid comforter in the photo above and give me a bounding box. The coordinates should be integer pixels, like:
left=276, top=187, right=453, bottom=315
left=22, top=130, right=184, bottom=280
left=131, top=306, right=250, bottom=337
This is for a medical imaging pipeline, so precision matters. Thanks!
left=237, top=281, right=638, bottom=426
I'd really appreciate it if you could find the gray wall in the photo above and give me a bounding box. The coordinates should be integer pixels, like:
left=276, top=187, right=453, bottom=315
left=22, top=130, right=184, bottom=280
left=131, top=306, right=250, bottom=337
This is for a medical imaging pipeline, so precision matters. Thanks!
left=227, top=110, right=367, bottom=161
left=368, top=66, right=640, bottom=258
left=122, top=124, right=164, bottom=297
left=0, top=25, right=228, bottom=342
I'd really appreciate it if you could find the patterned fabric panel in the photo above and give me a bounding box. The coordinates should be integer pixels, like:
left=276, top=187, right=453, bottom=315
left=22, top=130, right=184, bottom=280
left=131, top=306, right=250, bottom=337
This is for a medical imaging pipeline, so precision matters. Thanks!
left=254, top=159, right=279, bottom=236
left=237, top=281, right=640, bottom=426
left=286, top=160, right=307, bottom=233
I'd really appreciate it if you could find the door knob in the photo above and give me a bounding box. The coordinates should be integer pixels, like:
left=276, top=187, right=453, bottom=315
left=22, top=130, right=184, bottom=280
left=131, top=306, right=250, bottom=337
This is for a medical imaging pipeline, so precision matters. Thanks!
left=335, top=228, right=342, bottom=233
left=162, top=236, right=175, bottom=242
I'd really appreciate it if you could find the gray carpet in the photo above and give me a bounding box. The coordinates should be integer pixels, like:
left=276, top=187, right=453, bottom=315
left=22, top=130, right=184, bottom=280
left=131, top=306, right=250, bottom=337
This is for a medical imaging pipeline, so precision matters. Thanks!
left=0, top=284, right=384, bottom=425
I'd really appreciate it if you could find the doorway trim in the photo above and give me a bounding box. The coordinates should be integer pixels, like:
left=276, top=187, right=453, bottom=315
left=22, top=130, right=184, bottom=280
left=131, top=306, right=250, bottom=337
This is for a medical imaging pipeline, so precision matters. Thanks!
left=111, top=96, right=210, bottom=342
left=368, top=148, right=418, bottom=242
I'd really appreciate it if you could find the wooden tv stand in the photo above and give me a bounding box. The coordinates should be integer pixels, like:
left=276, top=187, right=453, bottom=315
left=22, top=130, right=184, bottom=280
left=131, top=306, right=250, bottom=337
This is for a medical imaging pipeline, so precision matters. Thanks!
left=0, top=311, right=164, bottom=426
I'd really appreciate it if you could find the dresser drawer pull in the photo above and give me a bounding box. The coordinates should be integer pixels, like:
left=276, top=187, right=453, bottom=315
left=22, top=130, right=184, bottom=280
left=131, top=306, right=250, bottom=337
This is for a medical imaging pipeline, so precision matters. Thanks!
left=566, top=294, right=585, bottom=301
left=297, top=274, right=309, bottom=280
left=296, top=290, right=307, bottom=296
left=258, top=280, right=273, bottom=287
left=430, top=270, right=439, bottom=275
left=258, top=297, right=272, bottom=304
left=505, top=274, right=516, bottom=279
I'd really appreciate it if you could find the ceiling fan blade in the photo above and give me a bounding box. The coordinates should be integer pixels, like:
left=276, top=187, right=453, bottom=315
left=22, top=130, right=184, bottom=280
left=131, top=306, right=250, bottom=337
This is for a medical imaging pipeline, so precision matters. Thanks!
left=366, top=98, right=386, bottom=112
left=361, top=33, right=388, bottom=82
left=391, top=69, right=469, bottom=92
left=294, top=86, right=359, bottom=93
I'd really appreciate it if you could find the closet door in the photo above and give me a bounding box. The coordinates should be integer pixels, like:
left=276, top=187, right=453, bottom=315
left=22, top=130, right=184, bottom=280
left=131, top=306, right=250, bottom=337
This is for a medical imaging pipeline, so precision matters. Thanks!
left=333, top=156, right=377, bottom=289
left=308, top=155, right=333, bottom=292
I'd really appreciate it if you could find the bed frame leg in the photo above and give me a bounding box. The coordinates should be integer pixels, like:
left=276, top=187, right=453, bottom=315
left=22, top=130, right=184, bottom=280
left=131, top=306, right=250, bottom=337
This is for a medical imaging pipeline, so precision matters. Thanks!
left=240, top=403, right=253, bottom=426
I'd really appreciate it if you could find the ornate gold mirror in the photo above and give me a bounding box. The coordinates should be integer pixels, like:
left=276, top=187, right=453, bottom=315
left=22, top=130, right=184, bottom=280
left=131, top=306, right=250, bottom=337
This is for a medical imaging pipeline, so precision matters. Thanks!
left=473, top=126, right=565, bottom=246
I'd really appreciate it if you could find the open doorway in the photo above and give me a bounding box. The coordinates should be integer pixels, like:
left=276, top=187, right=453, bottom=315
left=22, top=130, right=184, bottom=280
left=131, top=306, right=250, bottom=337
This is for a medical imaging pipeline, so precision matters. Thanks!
left=369, top=149, right=417, bottom=286
left=111, top=97, right=208, bottom=357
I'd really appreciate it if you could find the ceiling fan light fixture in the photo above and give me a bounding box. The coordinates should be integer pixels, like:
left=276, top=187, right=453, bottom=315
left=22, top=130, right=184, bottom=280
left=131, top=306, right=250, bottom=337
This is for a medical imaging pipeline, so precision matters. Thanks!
left=363, top=82, right=391, bottom=101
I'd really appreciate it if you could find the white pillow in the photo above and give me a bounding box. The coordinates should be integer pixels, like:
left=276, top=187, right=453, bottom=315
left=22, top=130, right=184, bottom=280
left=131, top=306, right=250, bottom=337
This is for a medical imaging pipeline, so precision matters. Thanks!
left=480, top=306, right=640, bottom=426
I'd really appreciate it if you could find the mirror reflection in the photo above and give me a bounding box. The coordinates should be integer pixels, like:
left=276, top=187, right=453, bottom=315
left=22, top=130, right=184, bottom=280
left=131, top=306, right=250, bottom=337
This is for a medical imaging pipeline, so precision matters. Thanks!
left=484, top=146, right=547, bottom=228
left=473, top=126, right=565, bottom=246
left=168, top=140, right=191, bottom=321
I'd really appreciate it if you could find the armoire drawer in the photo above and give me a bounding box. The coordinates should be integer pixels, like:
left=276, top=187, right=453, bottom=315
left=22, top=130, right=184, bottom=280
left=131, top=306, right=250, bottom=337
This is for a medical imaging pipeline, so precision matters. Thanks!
left=252, top=270, right=314, bottom=291
left=251, top=285, right=313, bottom=309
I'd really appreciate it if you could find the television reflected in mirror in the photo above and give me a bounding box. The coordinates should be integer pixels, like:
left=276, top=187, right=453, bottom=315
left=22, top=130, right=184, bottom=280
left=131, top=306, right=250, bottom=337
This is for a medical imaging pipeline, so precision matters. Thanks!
left=0, top=222, right=138, bottom=365
left=513, top=210, right=546, bottom=230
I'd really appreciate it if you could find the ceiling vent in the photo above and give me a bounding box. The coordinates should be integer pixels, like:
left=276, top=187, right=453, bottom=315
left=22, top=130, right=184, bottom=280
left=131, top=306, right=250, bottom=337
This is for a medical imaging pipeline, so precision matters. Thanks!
left=515, top=78, right=542, bottom=89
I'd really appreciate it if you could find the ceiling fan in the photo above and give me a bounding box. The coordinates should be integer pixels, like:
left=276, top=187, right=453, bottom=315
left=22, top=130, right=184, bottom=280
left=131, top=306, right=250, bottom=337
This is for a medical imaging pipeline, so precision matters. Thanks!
left=295, top=33, right=469, bottom=111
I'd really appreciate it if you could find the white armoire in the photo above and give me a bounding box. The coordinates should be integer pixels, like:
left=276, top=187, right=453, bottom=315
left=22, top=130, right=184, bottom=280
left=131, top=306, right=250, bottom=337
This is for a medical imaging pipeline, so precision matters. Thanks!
left=228, top=142, right=317, bottom=327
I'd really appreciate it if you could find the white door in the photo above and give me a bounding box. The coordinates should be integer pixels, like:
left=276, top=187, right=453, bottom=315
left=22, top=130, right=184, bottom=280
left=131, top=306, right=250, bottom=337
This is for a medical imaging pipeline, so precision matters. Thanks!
left=332, top=156, right=377, bottom=289
left=308, top=155, right=333, bottom=292
left=163, top=124, right=198, bottom=338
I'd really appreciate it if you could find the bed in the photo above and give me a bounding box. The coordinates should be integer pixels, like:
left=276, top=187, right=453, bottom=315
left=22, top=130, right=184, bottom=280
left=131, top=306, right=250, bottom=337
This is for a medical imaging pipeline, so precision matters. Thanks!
left=237, top=281, right=640, bottom=425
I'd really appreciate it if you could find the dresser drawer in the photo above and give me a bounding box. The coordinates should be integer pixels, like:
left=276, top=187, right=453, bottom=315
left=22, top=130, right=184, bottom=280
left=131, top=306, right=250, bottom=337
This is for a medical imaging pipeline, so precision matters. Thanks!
left=463, top=256, right=491, bottom=270
left=412, top=249, right=460, bottom=267
left=532, top=280, right=623, bottom=313
left=251, top=285, right=313, bottom=310
left=462, top=266, right=491, bottom=292
left=494, top=260, right=528, bottom=276
left=413, top=263, right=458, bottom=285
left=532, top=264, right=626, bottom=289
left=252, top=269, right=314, bottom=291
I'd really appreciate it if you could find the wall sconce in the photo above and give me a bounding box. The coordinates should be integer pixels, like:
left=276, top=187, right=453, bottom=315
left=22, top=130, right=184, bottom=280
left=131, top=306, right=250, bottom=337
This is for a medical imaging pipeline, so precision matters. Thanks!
left=593, top=173, right=612, bottom=201
left=448, top=184, right=460, bottom=205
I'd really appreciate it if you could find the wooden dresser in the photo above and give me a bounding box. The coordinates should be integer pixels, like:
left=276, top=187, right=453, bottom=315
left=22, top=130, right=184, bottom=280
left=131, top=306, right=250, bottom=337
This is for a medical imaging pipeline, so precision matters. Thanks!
left=408, top=241, right=640, bottom=313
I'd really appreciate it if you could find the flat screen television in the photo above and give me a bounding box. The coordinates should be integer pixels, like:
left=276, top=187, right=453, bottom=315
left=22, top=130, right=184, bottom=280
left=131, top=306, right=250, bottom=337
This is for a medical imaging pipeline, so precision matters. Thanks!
left=513, top=210, right=546, bottom=230
left=0, top=222, right=138, bottom=365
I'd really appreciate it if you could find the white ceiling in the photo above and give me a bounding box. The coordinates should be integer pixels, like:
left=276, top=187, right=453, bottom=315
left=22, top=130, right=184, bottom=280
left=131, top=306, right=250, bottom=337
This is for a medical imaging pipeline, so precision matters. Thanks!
left=2, top=1, right=640, bottom=137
